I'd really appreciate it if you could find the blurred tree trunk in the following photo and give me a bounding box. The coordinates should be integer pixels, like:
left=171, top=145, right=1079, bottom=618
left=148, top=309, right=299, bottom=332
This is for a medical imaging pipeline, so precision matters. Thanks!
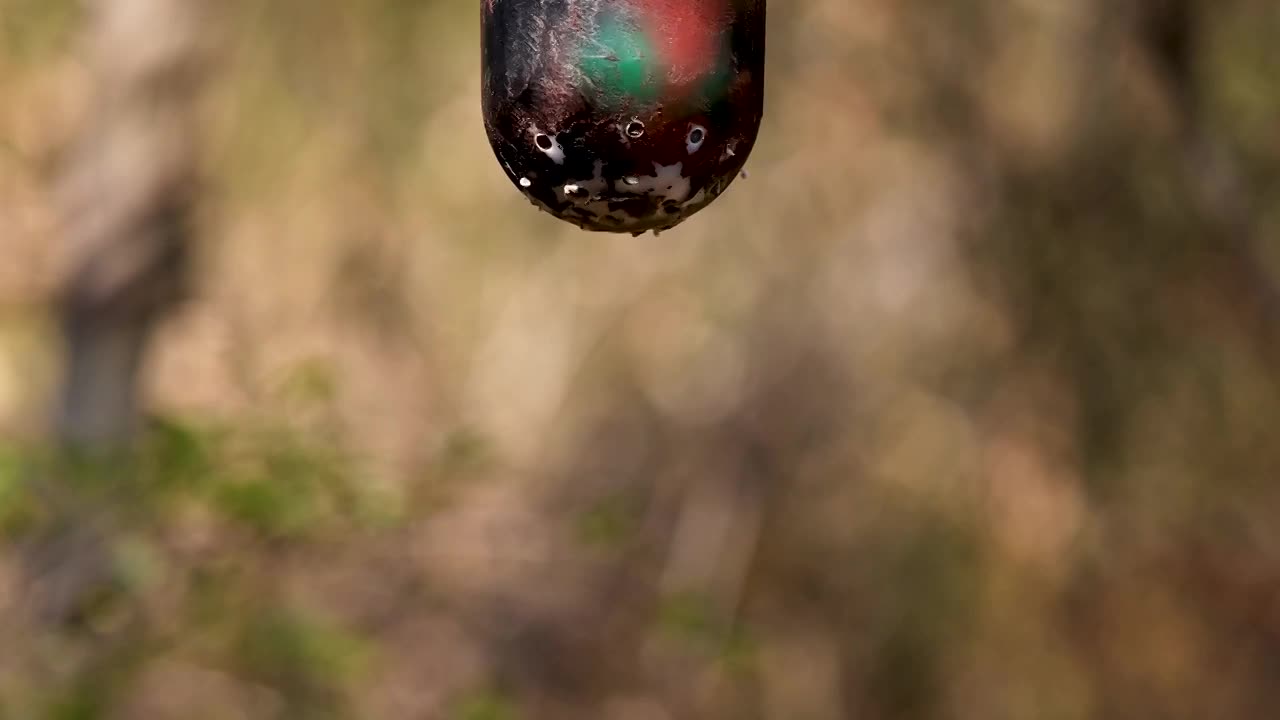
left=57, top=0, right=208, bottom=449
left=24, top=0, right=211, bottom=627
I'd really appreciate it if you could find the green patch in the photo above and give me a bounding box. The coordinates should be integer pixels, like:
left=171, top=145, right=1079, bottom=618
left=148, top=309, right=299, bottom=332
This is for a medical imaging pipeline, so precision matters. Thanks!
left=659, top=592, right=728, bottom=648
left=451, top=689, right=519, bottom=720
left=47, top=685, right=108, bottom=720
left=575, top=496, right=635, bottom=548
left=139, top=417, right=221, bottom=495
left=0, top=0, right=79, bottom=65
left=206, top=424, right=359, bottom=538
left=112, top=535, right=166, bottom=594
left=0, top=443, right=25, bottom=525
left=214, top=477, right=308, bottom=536
left=436, top=428, right=494, bottom=476
left=278, top=357, right=339, bottom=409
left=237, top=607, right=371, bottom=712
left=578, top=18, right=661, bottom=110
left=655, top=592, right=758, bottom=674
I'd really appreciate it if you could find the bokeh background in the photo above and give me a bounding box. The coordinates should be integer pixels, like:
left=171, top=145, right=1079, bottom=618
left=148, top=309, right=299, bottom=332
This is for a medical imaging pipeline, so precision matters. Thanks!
left=3, top=0, right=1280, bottom=718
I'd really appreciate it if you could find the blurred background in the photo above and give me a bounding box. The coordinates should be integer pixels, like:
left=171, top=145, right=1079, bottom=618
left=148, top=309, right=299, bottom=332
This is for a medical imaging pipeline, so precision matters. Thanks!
left=3, top=0, right=1280, bottom=717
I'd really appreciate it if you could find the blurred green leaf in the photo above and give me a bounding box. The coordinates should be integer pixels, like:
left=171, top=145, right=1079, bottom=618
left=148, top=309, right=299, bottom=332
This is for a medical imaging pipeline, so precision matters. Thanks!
left=140, top=417, right=219, bottom=495
left=213, top=475, right=323, bottom=539
left=237, top=608, right=371, bottom=702
left=112, top=535, right=165, bottom=593
left=279, top=358, right=339, bottom=409
left=0, top=443, right=23, bottom=518
left=451, top=690, right=519, bottom=720
left=575, top=497, right=634, bottom=548
left=0, top=0, right=79, bottom=63
left=658, top=592, right=733, bottom=650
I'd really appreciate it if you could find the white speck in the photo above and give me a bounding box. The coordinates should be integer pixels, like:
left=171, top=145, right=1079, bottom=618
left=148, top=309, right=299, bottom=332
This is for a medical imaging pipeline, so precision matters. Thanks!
left=564, top=183, right=580, bottom=193
left=519, top=177, right=532, bottom=188
left=623, top=176, right=640, bottom=186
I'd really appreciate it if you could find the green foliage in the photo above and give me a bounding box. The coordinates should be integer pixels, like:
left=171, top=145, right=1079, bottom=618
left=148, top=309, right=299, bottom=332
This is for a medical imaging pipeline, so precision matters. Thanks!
left=0, top=442, right=27, bottom=531
left=574, top=495, right=635, bottom=548
left=236, top=607, right=371, bottom=706
left=657, top=591, right=757, bottom=673
left=450, top=689, right=519, bottom=720
left=0, top=413, right=398, bottom=718
left=0, top=0, right=78, bottom=64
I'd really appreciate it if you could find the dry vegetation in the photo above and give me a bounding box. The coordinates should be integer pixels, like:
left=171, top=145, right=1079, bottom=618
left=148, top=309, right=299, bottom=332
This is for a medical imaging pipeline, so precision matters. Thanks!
left=3, top=0, right=1280, bottom=718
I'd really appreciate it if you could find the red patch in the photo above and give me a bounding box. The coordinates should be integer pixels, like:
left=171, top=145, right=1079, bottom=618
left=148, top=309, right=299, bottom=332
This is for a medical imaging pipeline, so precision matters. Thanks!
left=633, top=0, right=731, bottom=90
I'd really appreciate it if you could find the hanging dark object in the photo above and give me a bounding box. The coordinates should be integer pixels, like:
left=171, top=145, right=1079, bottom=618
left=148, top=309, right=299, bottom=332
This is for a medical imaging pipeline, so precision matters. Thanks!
left=482, top=0, right=766, bottom=236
